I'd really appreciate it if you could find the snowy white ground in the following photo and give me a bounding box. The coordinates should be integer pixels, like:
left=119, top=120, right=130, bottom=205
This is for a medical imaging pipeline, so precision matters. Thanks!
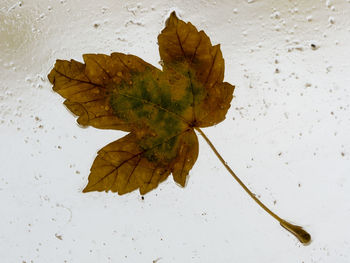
left=1, top=0, right=350, bottom=262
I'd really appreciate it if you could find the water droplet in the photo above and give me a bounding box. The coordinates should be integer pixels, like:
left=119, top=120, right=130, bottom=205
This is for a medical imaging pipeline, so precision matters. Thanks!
left=310, top=43, right=318, bottom=50
left=271, top=11, right=280, bottom=19
left=328, top=16, right=335, bottom=24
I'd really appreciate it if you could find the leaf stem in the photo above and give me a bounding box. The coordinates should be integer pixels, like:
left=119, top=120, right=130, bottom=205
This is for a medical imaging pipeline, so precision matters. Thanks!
left=195, top=127, right=311, bottom=244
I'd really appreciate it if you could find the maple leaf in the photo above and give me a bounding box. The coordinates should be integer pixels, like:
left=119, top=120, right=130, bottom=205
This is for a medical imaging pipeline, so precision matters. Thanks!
left=48, top=12, right=311, bottom=244
left=48, top=12, right=234, bottom=195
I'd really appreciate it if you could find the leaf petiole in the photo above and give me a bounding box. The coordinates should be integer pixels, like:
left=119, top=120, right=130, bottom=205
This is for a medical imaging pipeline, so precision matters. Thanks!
left=195, top=127, right=311, bottom=244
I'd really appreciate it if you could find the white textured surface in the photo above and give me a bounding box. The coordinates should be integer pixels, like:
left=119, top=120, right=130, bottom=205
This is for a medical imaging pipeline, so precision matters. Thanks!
left=1, top=0, right=350, bottom=262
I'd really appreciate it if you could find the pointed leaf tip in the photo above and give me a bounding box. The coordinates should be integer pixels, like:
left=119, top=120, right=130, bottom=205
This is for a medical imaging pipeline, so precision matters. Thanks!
left=166, top=11, right=179, bottom=26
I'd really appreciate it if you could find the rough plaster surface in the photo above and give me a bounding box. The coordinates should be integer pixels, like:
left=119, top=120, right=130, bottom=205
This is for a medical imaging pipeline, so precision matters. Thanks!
left=1, top=0, right=350, bottom=262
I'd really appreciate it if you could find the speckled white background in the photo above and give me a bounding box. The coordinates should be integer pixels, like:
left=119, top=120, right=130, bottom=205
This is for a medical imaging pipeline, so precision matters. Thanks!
left=1, top=0, right=350, bottom=262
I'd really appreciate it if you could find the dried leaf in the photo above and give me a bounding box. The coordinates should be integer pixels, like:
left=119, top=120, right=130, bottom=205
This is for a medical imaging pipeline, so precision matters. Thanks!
left=47, top=13, right=312, bottom=245
left=48, top=12, right=234, bottom=195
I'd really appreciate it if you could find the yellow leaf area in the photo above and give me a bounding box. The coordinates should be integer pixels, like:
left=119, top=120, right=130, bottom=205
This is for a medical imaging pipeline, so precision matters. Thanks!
left=48, top=12, right=234, bottom=195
